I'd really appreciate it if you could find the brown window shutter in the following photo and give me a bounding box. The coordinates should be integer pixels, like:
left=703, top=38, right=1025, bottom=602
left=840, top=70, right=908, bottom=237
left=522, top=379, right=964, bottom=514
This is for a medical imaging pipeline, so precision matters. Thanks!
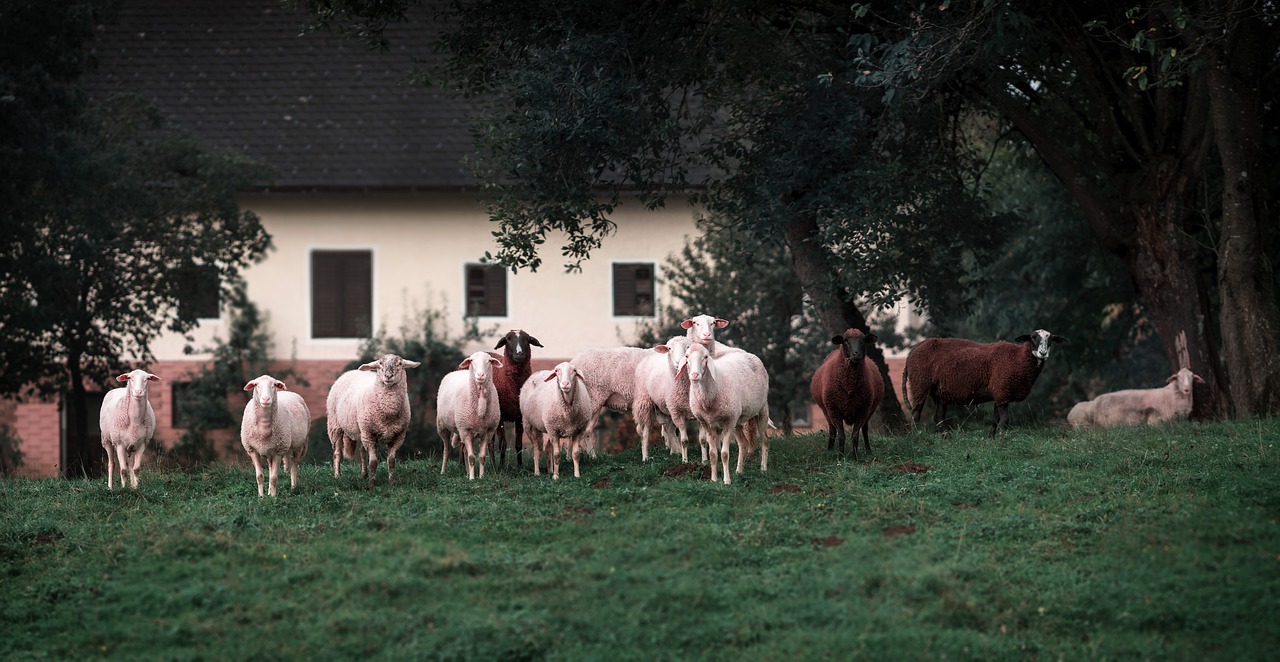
left=613, top=263, right=655, bottom=316
left=312, top=250, right=372, bottom=338
left=342, top=251, right=372, bottom=337
left=466, top=264, right=507, bottom=316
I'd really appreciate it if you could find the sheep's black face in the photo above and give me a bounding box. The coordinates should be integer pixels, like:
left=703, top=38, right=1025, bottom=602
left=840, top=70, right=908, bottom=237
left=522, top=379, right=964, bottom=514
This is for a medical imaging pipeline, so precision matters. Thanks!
left=833, top=329, right=876, bottom=364
left=496, top=329, right=542, bottom=365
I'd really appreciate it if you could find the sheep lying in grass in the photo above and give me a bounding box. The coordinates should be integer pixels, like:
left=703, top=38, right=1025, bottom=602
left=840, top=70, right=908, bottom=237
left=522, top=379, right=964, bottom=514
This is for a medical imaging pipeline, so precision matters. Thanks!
left=99, top=369, right=160, bottom=490
left=437, top=351, right=503, bottom=480
left=811, top=328, right=883, bottom=459
left=1067, top=368, right=1204, bottom=430
left=327, top=353, right=420, bottom=488
left=679, top=342, right=770, bottom=484
left=240, top=375, right=311, bottom=497
left=520, top=362, right=594, bottom=480
left=903, top=329, right=1067, bottom=437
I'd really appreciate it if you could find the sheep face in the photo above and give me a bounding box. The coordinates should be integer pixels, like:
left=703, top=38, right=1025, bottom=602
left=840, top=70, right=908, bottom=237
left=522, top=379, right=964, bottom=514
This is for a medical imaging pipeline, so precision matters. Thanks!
left=459, top=352, right=502, bottom=385
left=657, top=336, right=690, bottom=374
left=833, top=329, right=877, bottom=364
left=1168, top=368, right=1205, bottom=396
left=244, top=375, right=287, bottom=408
left=116, top=369, right=160, bottom=399
left=544, top=362, right=587, bottom=406
left=681, top=343, right=716, bottom=383
left=360, top=353, right=422, bottom=386
left=495, top=329, right=543, bottom=365
left=681, top=314, right=728, bottom=346
left=1014, top=329, right=1068, bottom=361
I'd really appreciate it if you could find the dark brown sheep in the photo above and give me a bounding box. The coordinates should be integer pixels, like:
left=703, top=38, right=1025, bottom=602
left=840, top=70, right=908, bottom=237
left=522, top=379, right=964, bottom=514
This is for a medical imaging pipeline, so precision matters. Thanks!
left=488, top=329, right=543, bottom=467
left=902, top=329, right=1067, bottom=437
left=810, top=328, right=884, bottom=459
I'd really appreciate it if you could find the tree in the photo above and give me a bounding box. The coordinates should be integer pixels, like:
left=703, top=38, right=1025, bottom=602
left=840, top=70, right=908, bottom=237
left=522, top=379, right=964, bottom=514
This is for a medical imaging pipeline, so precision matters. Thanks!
left=301, top=0, right=1015, bottom=431
left=1, top=0, right=272, bottom=476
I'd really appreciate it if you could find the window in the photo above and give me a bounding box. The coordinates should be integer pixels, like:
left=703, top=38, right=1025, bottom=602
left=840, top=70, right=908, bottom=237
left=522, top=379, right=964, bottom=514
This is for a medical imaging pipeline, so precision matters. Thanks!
left=613, top=262, right=655, bottom=316
left=171, top=383, right=198, bottom=428
left=465, top=264, right=507, bottom=317
left=311, top=250, right=372, bottom=338
left=176, top=264, right=221, bottom=320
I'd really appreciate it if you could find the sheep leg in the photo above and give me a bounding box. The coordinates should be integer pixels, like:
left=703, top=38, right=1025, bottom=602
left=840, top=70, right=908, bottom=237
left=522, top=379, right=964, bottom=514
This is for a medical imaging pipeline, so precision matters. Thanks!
left=268, top=456, right=281, bottom=497
left=734, top=426, right=750, bottom=474
left=759, top=413, right=770, bottom=472
left=991, top=403, right=1009, bottom=437
left=289, top=452, right=300, bottom=490
left=674, top=420, right=690, bottom=463
left=249, top=451, right=265, bottom=497
left=328, top=421, right=344, bottom=478
left=496, top=423, right=508, bottom=467
left=861, top=423, right=873, bottom=457
left=364, top=442, right=379, bottom=488
left=571, top=436, right=581, bottom=478
left=513, top=419, right=524, bottom=469
left=387, top=433, right=405, bottom=485
left=550, top=436, right=561, bottom=481
left=933, top=400, right=948, bottom=433
left=720, top=429, right=732, bottom=485
left=461, top=433, right=476, bottom=481
left=104, top=443, right=116, bottom=491
left=130, top=446, right=143, bottom=489
left=478, top=432, right=490, bottom=480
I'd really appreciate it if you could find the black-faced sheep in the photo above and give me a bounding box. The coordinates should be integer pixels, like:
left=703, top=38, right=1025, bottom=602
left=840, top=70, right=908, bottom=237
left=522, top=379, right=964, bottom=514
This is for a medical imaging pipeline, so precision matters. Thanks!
left=488, top=329, right=543, bottom=468
left=810, top=328, right=883, bottom=459
left=327, top=353, right=421, bottom=487
left=99, top=369, right=160, bottom=490
left=240, top=375, right=311, bottom=497
left=903, top=329, right=1067, bottom=437
left=1067, top=368, right=1204, bottom=429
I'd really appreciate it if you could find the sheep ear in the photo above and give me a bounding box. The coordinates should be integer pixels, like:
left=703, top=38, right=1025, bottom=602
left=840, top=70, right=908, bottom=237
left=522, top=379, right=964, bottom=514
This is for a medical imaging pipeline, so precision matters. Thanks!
left=831, top=335, right=845, bottom=345
left=358, top=361, right=380, bottom=371
left=680, top=319, right=694, bottom=330
left=1014, top=335, right=1032, bottom=343
left=575, top=372, right=588, bottom=386
left=403, top=359, right=421, bottom=369
left=655, top=345, right=670, bottom=354
left=243, top=380, right=257, bottom=392
left=1167, top=374, right=1179, bottom=383
left=1050, top=335, right=1068, bottom=344
left=146, top=373, right=162, bottom=382
left=1193, top=374, right=1205, bottom=384
left=528, top=335, right=543, bottom=347
left=866, top=334, right=878, bottom=344
left=275, top=380, right=287, bottom=390
left=675, top=360, right=687, bottom=379
left=706, top=355, right=719, bottom=381
left=491, top=359, right=504, bottom=369
left=116, top=374, right=130, bottom=382
left=458, top=358, right=473, bottom=369
left=493, top=336, right=508, bottom=350
left=543, top=371, right=557, bottom=382
left=714, top=318, right=729, bottom=328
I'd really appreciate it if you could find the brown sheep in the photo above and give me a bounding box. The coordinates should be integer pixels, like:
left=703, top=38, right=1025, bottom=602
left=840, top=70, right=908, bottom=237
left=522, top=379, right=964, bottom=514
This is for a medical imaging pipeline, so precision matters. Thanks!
left=488, top=329, right=543, bottom=468
left=810, top=328, right=883, bottom=459
left=903, top=329, right=1067, bottom=437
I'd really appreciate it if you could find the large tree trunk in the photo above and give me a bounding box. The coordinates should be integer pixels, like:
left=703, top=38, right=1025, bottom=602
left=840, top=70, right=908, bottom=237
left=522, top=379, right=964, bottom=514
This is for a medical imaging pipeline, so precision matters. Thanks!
left=1204, top=19, right=1280, bottom=417
left=62, top=352, right=97, bottom=479
left=783, top=213, right=910, bottom=434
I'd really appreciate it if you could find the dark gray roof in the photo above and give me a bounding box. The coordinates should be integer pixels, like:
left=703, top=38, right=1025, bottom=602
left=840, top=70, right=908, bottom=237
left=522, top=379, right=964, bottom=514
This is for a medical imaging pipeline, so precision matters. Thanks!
left=87, top=0, right=476, bottom=191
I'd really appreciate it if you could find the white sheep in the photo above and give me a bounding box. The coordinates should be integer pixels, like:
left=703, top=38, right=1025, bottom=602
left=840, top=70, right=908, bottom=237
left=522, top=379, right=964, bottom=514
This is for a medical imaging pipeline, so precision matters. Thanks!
left=326, top=353, right=420, bottom=487
left=520, top=362, right=594, bottom=480
left=1067, top=368, right=1204, bottom=430
left=682, top=313, right=735, bottom=357
left=569, top=345, right=651, bottom=446
left=632, top=336, right=697, bottom=462
left=98, top=369, right=160, bottom=490
left=437, top=351, right=503, bottom=480
left=679, top=342, right=770, bottom=484
left=240, top=375, right=311, bottom=497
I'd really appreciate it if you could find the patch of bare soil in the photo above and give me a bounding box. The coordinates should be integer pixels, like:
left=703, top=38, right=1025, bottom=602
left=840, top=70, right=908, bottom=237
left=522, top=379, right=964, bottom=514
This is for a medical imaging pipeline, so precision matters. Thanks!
left=32, top=531, right=64, bottom=545
left=812, top=535, right=844, bottom=547
left=662, top=463, right=710, bottom=479
left=883, top=524, right=916, bottom=538
left=769, top=483, right=803, bottom=494
left=888, top=462, right=932, bottom=474
left=552, top=505, right=595, bottom=523
left=590, top=477, right=612, bottom=489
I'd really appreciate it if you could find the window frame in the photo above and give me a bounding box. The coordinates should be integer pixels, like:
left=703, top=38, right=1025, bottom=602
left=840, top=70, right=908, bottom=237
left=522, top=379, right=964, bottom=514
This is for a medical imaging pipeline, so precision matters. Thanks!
left=611, top=261, right=657, bottom=318
left=308, top=247, right=376, bottom=341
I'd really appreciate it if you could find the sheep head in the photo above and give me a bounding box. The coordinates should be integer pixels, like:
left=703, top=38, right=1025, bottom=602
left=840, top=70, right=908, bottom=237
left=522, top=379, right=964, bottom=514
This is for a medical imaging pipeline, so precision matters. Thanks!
left=360, top=353, right=422, bottom=386
left=543, top=362, right=587, bottom=407
left=494, top=329, right=542, bottom=365
left=1167, top=368, right=1205, bottom=397
left=832, top=328, right=877, bottom=365
left=1014, top=329, right=1068, bottom=362
left=459, top=351, right=502, bottom=386
left=243, top=375, right=287, bottom=408
left=116, top=369, right=161, bottom=399
left=681, top=314, right=728, bottom=346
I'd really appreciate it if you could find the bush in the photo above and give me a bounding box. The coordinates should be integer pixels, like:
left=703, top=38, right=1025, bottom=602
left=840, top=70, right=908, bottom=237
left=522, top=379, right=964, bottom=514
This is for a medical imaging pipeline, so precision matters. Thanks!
left=0, top=424, right=24, bottom=476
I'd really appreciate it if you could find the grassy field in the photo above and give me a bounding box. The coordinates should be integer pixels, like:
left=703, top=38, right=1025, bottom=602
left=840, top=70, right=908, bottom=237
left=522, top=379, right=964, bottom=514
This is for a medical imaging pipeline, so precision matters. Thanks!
left=2, top=420, right=1277, bottom=660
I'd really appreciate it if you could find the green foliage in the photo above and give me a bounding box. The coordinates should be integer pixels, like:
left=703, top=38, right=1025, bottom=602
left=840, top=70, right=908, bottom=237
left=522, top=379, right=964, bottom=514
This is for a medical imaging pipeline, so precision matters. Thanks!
left=333, top=301, right=490, bottom=462
left=1, top=420, right=1276, bottom=658
left=0, top=425, right=24, bottom=477
left=163, top=284, right=305, bottom=468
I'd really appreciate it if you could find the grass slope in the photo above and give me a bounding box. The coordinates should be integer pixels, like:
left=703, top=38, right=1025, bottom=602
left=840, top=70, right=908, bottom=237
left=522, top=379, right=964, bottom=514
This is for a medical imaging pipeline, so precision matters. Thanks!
left=2, top=420, right=1278, bottom=660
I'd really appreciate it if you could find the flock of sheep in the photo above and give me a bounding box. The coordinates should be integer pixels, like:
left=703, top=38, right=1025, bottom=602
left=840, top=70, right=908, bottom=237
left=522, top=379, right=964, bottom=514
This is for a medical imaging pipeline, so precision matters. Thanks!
left=95, top=317, right=1205, bottom=495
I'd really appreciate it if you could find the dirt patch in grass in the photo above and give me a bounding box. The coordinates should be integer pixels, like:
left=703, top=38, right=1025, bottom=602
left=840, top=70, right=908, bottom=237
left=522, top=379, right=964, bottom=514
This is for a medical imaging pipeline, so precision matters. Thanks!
left=888, top=462, right=932, bottom=474
left=883, top=524, right=916, bottom=538
left=812, top=535, right=844, bottom=547
left=32, top=531, right=64, bottom=545
left=769, top=483, right=803, bottom=494
left=553, top=505, right=594, bottom=524
left=954, top=503, right=978, bottom=510
left=662, top=463, right=711, bottom=479
left=591, top=477, right=612, bottom=489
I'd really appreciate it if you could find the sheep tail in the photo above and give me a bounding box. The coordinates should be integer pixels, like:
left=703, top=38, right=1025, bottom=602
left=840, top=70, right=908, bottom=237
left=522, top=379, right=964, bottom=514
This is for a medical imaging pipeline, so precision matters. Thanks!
left=342, top=436, right=359, bottom=460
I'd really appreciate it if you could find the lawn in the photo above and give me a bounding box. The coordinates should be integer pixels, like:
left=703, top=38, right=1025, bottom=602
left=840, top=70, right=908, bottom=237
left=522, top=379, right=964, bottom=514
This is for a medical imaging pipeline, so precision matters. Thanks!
left=2, top=420, right=1277, bottom=659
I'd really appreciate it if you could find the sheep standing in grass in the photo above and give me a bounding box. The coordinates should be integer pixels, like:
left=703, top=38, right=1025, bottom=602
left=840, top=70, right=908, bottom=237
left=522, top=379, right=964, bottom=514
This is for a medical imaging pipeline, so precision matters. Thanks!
left=437, top=351, right=503, bottom=480
left=240, top=375, right=311, bottom=497
left=679, top=342, right=770, bottom=484
left=520, top=362, right=594, bottom=479
left=633, top=336, right=696, bottom=462
left=811, top=328, right=883, bottom=459
left=327, top=354, right=421, bottom=487
left=99, top=369, right=160, bottom=490
left=903, top=329, right=1067, bottom=437
left=1067, top=368, right=1204, bottom=430
left=489, top=329, right=542, bottom=468
left=570, top=345, right=651, bottom=446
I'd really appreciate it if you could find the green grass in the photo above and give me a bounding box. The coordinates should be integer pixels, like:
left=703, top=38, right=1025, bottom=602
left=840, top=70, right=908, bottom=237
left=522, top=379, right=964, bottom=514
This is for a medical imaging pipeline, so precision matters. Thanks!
left=2, top=420, right=1278, bottom=660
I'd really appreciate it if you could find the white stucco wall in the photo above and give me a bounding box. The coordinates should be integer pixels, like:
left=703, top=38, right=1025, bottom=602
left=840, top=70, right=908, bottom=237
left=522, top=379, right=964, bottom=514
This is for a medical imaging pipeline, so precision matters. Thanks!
left=149, top=192, right=702, bottom=362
